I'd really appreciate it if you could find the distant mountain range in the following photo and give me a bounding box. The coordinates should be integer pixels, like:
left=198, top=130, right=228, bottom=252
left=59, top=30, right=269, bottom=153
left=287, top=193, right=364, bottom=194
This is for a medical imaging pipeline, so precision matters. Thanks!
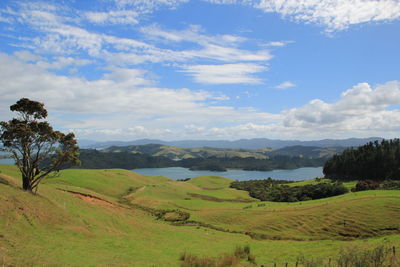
left=79, top=137, right=384, bottom=150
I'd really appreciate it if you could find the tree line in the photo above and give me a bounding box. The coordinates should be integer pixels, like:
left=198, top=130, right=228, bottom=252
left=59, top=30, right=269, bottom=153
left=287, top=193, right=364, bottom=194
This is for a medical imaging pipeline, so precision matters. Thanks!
left=323, top=139, right=400, bottom=181
left=230, top=178, right=348, bottom=202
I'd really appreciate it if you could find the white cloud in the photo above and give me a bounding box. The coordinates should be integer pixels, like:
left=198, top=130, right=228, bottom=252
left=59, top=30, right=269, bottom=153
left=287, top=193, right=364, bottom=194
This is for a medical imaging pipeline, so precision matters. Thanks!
left=84, top=10, right=139, bottom=25
left=69, top=80, right=400, bottom=140
left=0, top=15, right=13, bottom=23
left=142, top=24, right=247, bottom=46
left=264, top=41, right=286, bottom=47
left=140, top=25, right=272, bottom=64
left=0, top=53, right=264, bottom=121
left=0, top=53, right=212, bottom=115
left=0, top=53, right=279, bottom=139
left=274, top=81, right=296, bottom=89
left=13, top=50, right=44, bottom=61
left=283, top=81, right=400, bottom=132
left=184, top=43, right=271, bottom=62
left=112, top=0, right=189, bottom=9
left=205, top=0, right=400, bottom=31
left=36, top=56, right=92, bottom=70
left=1, top=53, right=400, bottom=140
left=180, top=63, right=267, bottom=84
left=5, top=4, right=271, bottom=69
left=262, top=41, right=293, bottom=47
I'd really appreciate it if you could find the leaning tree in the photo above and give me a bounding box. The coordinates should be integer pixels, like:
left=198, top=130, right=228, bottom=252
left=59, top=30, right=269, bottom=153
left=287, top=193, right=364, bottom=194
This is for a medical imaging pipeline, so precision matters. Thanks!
left=0, top=98, right=80, bottom=193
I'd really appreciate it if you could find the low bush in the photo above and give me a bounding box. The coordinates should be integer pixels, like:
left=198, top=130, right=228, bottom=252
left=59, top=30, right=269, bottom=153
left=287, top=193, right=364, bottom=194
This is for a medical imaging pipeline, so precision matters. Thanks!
left=337, top=245, right=391, bottom=267
left=352, top=180, right=380, bottom=192
left=180, top=245, right=256, bottom=267
left=381, top=180, right=400, bottom=190
left=297, top=245, right=397, bottom=267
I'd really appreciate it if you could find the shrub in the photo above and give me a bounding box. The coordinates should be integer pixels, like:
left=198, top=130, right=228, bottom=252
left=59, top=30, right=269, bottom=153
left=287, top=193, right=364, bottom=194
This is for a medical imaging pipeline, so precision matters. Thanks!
left=352, top=180, right=380, bottom=192
left=337, top=245, right=389, bottom=267
left=381, top=180, right=400, bottom=190
left=296, top=245, right=396, bottom=267
left=180, top=245, right=256, bottom=267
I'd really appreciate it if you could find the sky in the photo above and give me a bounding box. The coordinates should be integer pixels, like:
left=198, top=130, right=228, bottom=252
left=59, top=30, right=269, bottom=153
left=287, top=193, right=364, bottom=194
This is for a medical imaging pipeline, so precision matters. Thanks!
left=0, top=0, right=399, bottom=141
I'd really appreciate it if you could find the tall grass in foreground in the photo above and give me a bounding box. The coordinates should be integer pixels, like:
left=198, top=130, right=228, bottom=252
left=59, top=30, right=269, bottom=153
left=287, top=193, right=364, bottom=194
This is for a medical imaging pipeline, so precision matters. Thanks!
left=180, top=245, right=256, bottom=267
left=294, top=245, right=398, bottom=267
left=180, top=245, right=398, bottom=267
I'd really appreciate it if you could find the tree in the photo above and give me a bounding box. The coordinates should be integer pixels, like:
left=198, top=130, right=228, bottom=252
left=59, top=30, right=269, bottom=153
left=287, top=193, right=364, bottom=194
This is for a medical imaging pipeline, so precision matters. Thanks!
left=0, top=98, right=80, bottom=193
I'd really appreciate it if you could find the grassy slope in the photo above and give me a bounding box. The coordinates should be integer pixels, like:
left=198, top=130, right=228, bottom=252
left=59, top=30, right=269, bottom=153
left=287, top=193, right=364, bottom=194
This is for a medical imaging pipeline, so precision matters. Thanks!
left=125, top=174, right=400, bottom=241
left=104, top=145, right=271, bottom=159
left=1, top=165, right=399, bottom=266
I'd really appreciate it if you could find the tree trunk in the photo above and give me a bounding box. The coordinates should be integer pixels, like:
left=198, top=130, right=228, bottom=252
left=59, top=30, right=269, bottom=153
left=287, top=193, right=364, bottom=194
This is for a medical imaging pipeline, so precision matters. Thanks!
left=22, top=175, right=33, bottom=192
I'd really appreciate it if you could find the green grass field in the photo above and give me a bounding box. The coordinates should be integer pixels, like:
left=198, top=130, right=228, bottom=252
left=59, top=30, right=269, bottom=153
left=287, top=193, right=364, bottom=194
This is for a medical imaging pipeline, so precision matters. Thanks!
left=1, top=165, right=399, bottom=266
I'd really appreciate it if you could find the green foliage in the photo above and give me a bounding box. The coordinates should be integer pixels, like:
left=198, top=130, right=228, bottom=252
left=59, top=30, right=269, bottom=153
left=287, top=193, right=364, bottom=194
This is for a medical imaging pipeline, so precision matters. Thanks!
left=352, top=180, right=380, bottom=192
left=381, top=180, right=400, bottom=190
left=0, top=98, right=79, bottom=192
left=336, top=245, right=392, bottom=267
left=324, top=139, right=400, bottom=181
left=230, top=178, right=348, bottom=202
left=180, top=245, right=256, bottom=267
left=295, top=245, right=397, bottom=267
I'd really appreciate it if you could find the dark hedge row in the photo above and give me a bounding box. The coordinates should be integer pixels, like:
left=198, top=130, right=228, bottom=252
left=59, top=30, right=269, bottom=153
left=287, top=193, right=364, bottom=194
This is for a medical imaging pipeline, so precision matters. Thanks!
left=230, top=178, right=348, bottom=202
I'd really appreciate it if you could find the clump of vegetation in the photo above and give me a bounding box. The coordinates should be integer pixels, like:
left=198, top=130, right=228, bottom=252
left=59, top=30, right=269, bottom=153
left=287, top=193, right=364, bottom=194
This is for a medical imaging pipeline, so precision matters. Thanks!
left=230, top=178, right=348, bottom=202
left=351, top=179, right=400, bottom=192
left=155, top=209, right=190, bottom=222
left=177, top=178, right=192, bottom=182
left=381, top=180, right=400, bottom=190
left=336, top=245, right=396, bottom=267
left=352, top=180, right=380, bottom=192
left=296, top=245, right=397, bottom=267
left=296, top=255, right=324, bottom=267
left=180, top=245, right=256, bottom=267
left=324, top=139, right=400, bottom=181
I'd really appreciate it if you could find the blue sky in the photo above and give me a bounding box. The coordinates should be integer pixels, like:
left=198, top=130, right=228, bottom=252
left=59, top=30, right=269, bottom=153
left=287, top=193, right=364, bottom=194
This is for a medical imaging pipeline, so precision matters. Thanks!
left=0, top=0, right=399, bottom=141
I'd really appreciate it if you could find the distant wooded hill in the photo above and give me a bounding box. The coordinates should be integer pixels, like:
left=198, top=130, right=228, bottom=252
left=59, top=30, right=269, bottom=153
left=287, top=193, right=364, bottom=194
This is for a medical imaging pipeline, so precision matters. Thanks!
left=66, top=144, right=344, bottom=171
left=71, top=149, right=327, bottom=171
left=101, top=144, right=345, bottom=160
left=79, top=137, right=383, bottom=150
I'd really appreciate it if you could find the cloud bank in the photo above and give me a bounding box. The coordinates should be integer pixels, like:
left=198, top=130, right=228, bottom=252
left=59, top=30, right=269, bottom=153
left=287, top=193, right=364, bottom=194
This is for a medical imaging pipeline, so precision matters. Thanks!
left=1, top=53, right=399, bottom=140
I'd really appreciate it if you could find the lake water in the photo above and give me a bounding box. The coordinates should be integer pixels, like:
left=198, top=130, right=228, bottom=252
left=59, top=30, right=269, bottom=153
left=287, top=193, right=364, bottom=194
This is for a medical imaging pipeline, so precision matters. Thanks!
left=0, top=151, right=14, bottom=165
left=133, top=167, right=324, bottom=181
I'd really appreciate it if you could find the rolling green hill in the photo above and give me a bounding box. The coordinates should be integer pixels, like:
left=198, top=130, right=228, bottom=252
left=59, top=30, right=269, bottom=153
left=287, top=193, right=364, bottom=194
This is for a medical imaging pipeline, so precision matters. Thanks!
left=102, top=144, right=344, bottom=160
left=102, top=144, right=272, bottom=159
left=1, top=165, right=399, bottom=266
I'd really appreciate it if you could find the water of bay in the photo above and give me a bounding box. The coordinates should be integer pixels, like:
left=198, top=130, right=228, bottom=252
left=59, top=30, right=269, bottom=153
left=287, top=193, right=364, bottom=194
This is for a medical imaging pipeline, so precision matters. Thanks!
left=0, top=151, right=14, bottom=165
left=132, top=167, right=323, bottom=181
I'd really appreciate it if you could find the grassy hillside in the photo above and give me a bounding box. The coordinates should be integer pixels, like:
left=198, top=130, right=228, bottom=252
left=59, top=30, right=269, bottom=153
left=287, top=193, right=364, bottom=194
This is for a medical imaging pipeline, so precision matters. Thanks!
left=103, top=144, right=272, bottom=159
left=102, top=144, right=344, bottom=160
left=1, top=165, right=399, bottom=266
